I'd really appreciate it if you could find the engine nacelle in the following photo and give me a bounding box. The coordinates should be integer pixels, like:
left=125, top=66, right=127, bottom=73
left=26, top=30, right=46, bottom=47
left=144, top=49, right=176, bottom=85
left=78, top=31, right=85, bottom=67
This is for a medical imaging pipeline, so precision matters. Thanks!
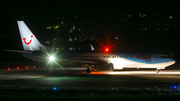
left=95, top=63, right=114, bottom=71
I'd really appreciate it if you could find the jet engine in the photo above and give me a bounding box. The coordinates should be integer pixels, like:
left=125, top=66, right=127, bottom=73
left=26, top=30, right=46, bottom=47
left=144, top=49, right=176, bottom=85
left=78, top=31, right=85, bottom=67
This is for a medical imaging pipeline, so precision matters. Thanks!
left=95, top=63, right=114, bottom=71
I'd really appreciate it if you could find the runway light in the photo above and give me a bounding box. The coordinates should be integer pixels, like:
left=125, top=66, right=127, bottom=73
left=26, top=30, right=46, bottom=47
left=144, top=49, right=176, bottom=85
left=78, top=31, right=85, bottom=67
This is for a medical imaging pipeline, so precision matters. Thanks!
left=53, top=87, right=57, bottom=90
left=17, top=67, right=19, bottom=70
left=173, top=85, right=177, bottom=89
left=5, top=85, right=7, bottom=87
left=33, top=66, right=36, bottom=68
left=26, top=66, right=28, bottom=69
left=7, top=68, right=10, bottom=70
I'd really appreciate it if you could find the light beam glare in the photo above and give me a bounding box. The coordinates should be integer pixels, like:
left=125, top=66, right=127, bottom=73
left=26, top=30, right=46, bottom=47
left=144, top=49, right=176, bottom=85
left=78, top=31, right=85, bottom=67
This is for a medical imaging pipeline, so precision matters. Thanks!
left=41, top=46, right=67, bottom=74
left=54, top=61, right=67, bottom=73
left=94, top=38, right=106, bottom=48
left=110, top=41, right=122, bottom=48
left=94, top=35, right=122, bottom=53
left=40, top=46, right=50, bottom=56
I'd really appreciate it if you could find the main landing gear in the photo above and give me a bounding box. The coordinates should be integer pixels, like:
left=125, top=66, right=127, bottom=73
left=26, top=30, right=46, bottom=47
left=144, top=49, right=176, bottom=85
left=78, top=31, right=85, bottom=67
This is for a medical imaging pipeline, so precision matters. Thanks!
left=86, top=66, right=92, bottom=73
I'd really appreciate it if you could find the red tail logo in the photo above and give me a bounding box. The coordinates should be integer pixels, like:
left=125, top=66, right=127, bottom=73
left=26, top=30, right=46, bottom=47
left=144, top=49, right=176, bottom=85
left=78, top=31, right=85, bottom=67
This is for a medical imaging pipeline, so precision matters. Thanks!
left=23, top=35, right=33, bottom=45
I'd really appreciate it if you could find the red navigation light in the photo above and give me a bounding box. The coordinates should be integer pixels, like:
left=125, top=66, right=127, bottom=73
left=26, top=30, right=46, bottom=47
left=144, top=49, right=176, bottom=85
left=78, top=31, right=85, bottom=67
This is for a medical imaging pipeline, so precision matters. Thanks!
left=106, top=48, right=109, bottom=52
left=17, top=67, right=19, bottom=70
left=7, top=68, right=10, bottom=70
left=26, top=66, right=28, bottom=69
left=104, top=48, right=109, bottom=52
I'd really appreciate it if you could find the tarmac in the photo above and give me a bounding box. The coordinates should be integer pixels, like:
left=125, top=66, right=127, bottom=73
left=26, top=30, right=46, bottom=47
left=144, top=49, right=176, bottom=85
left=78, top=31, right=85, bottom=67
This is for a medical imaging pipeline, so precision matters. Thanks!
left=0, top=65, right=180, bottom=89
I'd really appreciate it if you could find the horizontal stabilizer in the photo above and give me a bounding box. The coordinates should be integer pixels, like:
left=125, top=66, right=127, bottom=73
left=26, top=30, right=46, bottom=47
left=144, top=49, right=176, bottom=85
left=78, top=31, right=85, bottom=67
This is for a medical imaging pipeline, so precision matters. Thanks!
left=4, top=49, right=33, bottom=53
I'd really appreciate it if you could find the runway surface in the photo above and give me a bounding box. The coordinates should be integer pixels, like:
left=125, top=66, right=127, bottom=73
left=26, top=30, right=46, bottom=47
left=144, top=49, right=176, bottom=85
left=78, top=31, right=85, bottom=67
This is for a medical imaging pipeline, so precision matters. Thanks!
left=0, top=65, right=180, bottom=89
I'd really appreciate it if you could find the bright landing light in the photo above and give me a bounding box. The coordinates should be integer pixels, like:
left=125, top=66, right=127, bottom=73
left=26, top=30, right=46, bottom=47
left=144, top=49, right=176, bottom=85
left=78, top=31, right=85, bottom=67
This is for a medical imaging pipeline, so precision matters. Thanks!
left=49, top=56, right=55, bottom=61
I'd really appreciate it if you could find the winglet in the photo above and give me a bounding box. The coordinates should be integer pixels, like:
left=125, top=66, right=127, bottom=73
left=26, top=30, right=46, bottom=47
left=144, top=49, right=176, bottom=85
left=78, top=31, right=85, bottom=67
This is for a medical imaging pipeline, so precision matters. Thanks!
left=90, top=44, right=95, bottom=50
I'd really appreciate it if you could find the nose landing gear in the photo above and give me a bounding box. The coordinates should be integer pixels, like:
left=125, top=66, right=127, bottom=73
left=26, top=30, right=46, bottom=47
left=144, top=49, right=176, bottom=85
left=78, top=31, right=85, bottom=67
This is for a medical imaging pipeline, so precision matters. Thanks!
left=156, top=69, right=159, bottom=73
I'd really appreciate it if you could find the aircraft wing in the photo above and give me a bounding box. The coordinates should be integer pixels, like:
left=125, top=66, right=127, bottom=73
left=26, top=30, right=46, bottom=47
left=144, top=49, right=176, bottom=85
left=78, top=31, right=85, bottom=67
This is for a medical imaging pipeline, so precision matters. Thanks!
left=67, top=60, right=96, bottom=64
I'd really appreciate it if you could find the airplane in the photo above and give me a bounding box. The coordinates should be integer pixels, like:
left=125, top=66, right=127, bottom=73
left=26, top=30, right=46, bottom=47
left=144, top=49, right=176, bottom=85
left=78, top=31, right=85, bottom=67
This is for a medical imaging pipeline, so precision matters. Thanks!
left=7, top=21, right=176, bottom=73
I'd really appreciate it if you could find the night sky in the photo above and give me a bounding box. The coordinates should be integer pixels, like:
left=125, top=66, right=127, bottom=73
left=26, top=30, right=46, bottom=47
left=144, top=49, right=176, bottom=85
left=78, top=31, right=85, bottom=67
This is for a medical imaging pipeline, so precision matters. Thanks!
left=1, top=1, right=179, bottom=16
left=0, top=1, right=180, bottom=63
left=1, top=1, right=179, bottom=30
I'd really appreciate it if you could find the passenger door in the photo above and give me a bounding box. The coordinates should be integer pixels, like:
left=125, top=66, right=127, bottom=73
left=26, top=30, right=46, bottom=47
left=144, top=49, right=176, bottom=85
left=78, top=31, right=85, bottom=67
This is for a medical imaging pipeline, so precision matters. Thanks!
left=151, top=54, right=156, bottom=62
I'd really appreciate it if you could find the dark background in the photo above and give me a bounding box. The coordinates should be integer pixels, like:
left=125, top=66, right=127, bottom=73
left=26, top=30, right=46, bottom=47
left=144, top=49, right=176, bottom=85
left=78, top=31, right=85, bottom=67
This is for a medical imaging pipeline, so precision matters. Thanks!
left=0, top=1, right=180, bottom=64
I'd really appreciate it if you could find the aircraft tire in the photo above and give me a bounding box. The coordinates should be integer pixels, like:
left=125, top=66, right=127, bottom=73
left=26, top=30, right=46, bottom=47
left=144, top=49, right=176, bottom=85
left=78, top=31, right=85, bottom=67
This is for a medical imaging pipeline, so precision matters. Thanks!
left=86, top=69, right=91, bottom=73
left=156, top=70, right=159, bottom=73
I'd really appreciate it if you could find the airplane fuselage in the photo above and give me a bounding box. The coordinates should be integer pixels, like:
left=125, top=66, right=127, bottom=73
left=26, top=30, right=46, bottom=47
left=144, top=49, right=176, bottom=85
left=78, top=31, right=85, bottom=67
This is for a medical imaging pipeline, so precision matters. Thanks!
left=23, top=51, right=175, bottom=70
left=16, top=21, right=175, bottom=73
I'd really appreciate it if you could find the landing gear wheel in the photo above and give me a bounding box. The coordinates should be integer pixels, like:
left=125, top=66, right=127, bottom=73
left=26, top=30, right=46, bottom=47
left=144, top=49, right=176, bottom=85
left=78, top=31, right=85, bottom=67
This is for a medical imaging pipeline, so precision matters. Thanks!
left=86, top=66, right=92, bottom=73
left=156, top=70, right=159, bottom=73
left=86, top=69, right=91, bottom=73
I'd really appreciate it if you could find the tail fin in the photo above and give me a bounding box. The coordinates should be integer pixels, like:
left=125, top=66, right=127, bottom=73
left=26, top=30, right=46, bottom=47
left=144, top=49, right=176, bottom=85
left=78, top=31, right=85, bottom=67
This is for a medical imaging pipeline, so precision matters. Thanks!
left=17, top=21, right=44, bottom=51
left=90, top=44, right=95, bottom=50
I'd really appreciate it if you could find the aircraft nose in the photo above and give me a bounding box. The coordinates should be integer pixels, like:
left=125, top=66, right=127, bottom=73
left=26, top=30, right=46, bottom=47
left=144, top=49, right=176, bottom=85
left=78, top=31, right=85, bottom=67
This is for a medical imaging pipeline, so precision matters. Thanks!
left=168, top=58, right=175, bottom=64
